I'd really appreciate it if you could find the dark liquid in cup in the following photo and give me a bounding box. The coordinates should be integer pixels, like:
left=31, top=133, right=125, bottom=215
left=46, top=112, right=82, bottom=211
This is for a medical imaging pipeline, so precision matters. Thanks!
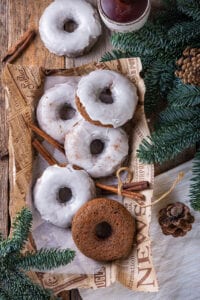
left=100, top=0, right=148, bottom=23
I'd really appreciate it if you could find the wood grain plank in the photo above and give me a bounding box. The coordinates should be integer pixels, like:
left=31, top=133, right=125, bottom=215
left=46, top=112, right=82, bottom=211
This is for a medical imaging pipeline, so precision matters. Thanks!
left=0, top=0, right=9, bottom=158
left=0, top=159, right=9, bottom=237
left=0, top=0, right=9, bottom=238
left=7, top=0, right=65, bottom=69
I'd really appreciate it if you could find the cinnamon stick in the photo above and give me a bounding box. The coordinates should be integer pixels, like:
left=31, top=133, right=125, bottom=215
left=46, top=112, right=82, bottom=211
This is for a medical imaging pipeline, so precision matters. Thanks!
left=29, top=123, right=65, bottom=154
left=2, top=28, right=36, bottom=64
left=33, top=138, right=82, bottom=170
left=122, top=181, right=149, bottom=190
left=96, top=182, right=145, bottom=201
left=100, top=181, right=149, bottom=192
left=32, top=139, right=60, bottom=166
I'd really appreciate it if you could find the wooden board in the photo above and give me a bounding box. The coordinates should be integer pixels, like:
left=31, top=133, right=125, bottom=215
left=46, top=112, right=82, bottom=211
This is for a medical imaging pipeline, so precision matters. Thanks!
left=0, top=0, right=9, bottom=238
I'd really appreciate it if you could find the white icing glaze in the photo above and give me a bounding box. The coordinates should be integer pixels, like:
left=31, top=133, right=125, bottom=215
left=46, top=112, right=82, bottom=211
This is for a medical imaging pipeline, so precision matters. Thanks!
left=76, top=70, right=138, bottom=128
left=37, top=82, right=82, bottom=144
left=34, top=164, right=96, bottom=228
left=39, top=0, right=102, bottom=57
left=64, top=120, right=129, bottom=178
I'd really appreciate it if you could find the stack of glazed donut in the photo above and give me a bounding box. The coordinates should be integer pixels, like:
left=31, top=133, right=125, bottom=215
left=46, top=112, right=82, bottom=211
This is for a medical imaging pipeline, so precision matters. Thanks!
left=34, top=69, right=138, bottom=261
left=34, top=1, right=139, bottom=262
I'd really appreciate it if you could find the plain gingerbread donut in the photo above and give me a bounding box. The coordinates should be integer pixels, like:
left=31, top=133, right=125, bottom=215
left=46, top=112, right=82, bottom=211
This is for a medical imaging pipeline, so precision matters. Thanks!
left=72, top=198, right=135, bottom=262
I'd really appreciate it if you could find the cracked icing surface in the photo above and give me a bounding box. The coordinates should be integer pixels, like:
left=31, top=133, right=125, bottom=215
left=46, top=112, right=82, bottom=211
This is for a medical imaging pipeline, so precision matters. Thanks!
left=34, top=164, right=96, bottom=228
left=64, top=120, right=129, bottom=178
left=39, top=0, right=102, bottom=57
left=37, top=82, right=82, bottom=144
left=76, top=70, right=138, bottom=127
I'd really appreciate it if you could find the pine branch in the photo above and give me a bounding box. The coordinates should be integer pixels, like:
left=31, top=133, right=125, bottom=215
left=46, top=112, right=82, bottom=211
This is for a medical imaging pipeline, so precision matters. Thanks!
left=18, top=248, right=75, bottom=271
left=0, top=208, right=32, bottom=256
left=2, top=269, right=52, bottom=300
left=101, top=49, right=132, bottom=62
left=144, top=59, right=175, bottom=114
left=0, top=208, right=75, bottom=298
left=167, top=20, right=200, bottom=47
left=190, top=149, right=200, bottom=210
left=111, top=23, right=168, bottom=55
left=150, top=118, right=200, bottom=143
left=158, top=107, right=200, bottom=126
left=168, top=80, right=200, bottom=107
left=0, top=289, right=9, bottom=300
left=177, top=0, right=200, bottom=21
left=137, top=123, right=200, bottom=164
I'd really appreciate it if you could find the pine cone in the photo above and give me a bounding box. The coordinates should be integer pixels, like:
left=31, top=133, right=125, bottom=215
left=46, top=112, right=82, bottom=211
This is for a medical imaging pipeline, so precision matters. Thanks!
left=158, top=202, right=194, bottom=237
left=175, top=47, right=200, bottom=86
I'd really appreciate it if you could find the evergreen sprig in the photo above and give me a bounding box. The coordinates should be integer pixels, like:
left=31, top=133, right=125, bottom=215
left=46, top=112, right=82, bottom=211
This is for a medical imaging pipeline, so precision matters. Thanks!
left=101, top=0, right=200, bottom=210
left=138, top=123, right=200, bottom=164
left=177, top=0, right=200, bottom=21
left=18, top=248, right=75, bottom=271
left=158, top=106, right=200, bottom=126
left=101, top=0, right=200, bottom=115
left=167, top=80, right=200, bottom=107
left=0, top=208, right=75, bottom=299
left=138, top=79, right=200, bottom=209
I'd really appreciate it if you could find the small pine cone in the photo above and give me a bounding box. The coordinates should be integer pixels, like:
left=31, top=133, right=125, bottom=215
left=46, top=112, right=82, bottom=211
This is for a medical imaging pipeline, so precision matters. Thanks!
left=175, top=47, right=200, bottom=86
left=158, top=202, right=194, bottom=238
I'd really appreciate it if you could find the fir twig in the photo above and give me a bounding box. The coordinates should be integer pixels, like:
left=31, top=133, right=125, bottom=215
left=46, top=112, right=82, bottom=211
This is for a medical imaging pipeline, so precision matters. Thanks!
left=167, top=20, right=200, bottom=47
left=0, top=208, right=75, bottom=299
left=0, top=208, right=32, bottom=256
left=168, top=80, right=200, bottom=107
left=158, top=107, right=200, bottom=126
left=137, top=124, right=200, bottom=164
left=18, top=248, right=75, bottom=271
left=177, top=0, right=200, bottom=21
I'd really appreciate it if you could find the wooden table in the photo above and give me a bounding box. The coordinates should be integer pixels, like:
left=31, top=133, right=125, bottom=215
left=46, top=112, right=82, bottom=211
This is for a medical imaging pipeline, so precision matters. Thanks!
left=0, top=0, right=194, bottom=299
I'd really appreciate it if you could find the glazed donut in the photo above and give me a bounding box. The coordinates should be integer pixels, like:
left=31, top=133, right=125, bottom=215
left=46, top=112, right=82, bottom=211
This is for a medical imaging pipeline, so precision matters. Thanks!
left=39, top=0, right=102, bottom=57
left=34, top=165, right=96, bottom=228
left=72, top=198, right=135, bottom=261
left=37, top=82, right=82, bottom=144
left=64, top=120, right=129, bottom=178
left=75, top=70, right=138, bottom=128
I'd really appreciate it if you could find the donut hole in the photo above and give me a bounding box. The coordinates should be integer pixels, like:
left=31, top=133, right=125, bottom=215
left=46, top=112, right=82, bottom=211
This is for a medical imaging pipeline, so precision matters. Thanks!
left=95, top=222, right=112, bottom=239
left=90, top=139, right=105, bottom=155
left=59, top=104, right=76, bottom=120
left=64, top=19, right=78, bottom=33
left=99, top=87, right=114, bottom=104
left=57, top=187, right=72, bottom=204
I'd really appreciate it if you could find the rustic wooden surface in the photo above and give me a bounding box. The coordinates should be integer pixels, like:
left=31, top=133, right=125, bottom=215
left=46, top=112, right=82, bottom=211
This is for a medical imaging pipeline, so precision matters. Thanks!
left=0, top=0, right=194, bottom=299
left=0, top=0, right=9, bottom=238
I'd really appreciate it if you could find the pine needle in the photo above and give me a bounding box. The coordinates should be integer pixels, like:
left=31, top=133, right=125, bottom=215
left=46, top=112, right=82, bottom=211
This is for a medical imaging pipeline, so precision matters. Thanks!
left=0, top=208, right=75, bottom=298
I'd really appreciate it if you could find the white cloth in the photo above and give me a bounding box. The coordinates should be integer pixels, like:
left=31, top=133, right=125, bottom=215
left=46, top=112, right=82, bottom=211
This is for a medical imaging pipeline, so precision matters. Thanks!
left=80, top=160, right=200, bottom=300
